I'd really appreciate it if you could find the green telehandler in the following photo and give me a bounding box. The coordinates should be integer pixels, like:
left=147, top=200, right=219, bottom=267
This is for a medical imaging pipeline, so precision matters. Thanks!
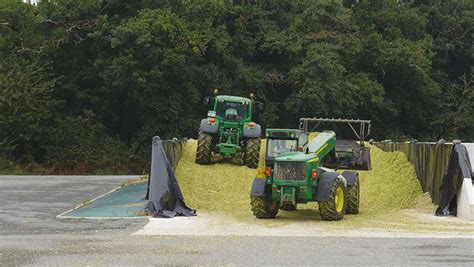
left=196, top=93, right=264, bottom=168
left=250, top=118, right=371, bottom=220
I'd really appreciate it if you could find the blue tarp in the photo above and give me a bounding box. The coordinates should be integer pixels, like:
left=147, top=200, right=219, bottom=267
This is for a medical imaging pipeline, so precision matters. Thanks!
left=64, top=183, right=147, bottom=218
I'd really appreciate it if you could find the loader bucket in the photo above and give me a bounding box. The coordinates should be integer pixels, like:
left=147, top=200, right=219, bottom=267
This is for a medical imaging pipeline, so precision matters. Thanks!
left=351, top=146, right=372, bottom=170
left=323, top=139, right=372, bottom=171
left=299, top=117, right=373, bottom=171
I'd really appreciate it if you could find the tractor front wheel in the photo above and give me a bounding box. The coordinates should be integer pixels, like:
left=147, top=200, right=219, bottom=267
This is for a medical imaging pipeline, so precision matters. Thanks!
left=251, top=196, right=279, bottom=219
left=346, top=175, right=360, bottom=214
left=318, top=176, right=347, bottom=221
left=243, top=137, right=261, bottom=168
left=195, top=131, right=212, bottom=165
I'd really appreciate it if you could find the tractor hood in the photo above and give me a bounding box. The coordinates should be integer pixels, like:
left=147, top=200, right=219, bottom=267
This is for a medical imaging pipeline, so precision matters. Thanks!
left=275, top=151, right=316, bottom=162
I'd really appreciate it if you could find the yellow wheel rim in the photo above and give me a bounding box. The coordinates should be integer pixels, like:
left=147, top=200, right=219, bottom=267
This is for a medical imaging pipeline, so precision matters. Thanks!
left=335, top=187, right=344, bottom=212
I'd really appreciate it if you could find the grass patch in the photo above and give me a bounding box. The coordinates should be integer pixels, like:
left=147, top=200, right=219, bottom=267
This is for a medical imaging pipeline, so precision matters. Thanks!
left=0, top=157, right=29, bottom=175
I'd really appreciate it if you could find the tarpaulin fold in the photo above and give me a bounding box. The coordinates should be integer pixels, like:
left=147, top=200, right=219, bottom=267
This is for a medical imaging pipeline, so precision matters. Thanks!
left=435, top=144, right=473, bottom=216
left=145, top=138, right=185, bottom=200
left=146, top=136, right=196, bottom=218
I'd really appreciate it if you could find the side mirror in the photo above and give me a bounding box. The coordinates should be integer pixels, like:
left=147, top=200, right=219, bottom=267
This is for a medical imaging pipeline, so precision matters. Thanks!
left=203, top=96, right=210, bottom=105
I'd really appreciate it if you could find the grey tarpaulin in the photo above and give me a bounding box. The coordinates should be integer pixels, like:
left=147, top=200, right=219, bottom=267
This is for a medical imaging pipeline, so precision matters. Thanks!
left=146, top=136, right=196, bottom=218
left=145, top=137, right=185, bottom=200
left=435, top=144, right=473, bottom=216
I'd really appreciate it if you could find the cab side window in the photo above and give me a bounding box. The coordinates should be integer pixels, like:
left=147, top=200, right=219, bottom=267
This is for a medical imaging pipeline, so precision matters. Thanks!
left=298, top=134, right=308, bottom=146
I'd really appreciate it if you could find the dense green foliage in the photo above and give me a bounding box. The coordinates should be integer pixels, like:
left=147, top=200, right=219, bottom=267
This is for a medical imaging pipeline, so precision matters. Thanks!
left=0, top=0, right=472, bottom=173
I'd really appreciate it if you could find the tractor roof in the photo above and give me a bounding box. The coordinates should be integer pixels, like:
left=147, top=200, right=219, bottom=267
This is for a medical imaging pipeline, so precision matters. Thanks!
left=266, top=128, right=303, bottom=138
left=216, top=95, right=251, bottom=103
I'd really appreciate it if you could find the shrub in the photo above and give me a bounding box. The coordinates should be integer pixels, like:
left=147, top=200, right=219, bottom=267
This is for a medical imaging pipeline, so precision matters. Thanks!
left=38, top=111, right=129, bottom=174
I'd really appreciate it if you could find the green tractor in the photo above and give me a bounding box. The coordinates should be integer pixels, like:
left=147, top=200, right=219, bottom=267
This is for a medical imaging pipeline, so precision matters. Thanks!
left=250, top=118, right=371, bottom=220
left=196, top=94, right=264, bottom=168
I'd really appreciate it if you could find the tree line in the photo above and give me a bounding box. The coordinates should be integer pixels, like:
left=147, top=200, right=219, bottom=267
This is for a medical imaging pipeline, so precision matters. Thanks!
left=0, top=0, right=472, bottom=174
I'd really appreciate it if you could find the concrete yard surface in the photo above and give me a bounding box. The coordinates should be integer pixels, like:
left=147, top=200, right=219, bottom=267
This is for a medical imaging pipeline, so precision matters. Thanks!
left=136, top=212, right=474, bottom=239
left=2, top=234, right=474, bottom=266
left=0, top=175, right=147, bottom=235
left=0, top=175, right=473, bottom=266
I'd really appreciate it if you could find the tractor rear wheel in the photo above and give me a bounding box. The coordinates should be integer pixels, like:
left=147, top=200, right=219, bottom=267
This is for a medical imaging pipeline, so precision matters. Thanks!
left=251, top=196, right=279, bottom=219
left=346, top=175, right=360, bottom=214
left=243, top=137, right=261, bottom=168
left=195, top=131, right=212, bottom=164
left=318, top=176, right=347, bottom=221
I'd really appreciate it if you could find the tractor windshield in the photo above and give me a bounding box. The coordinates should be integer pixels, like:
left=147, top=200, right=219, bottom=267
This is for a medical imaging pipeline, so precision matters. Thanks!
left=217, top=101, right=249, bottom=121
left=267, top=139, right=298, bottom=158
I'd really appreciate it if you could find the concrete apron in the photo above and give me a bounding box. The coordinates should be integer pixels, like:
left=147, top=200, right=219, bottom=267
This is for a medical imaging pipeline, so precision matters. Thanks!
left=133, top=212, right=474, bottom=239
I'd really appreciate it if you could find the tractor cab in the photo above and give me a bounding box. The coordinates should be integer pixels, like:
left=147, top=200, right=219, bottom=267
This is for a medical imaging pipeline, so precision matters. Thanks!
left=214, top=96, right=252, bottom=122
left=265, top=129, right=308, bottom=168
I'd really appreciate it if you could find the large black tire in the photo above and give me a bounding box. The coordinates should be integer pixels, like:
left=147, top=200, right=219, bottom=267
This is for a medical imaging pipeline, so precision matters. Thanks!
left=280, top=203, right=297, bottom=211
left=195, top=131, right=212, bottom=165
left=346, top=175, right=360, bottom=214
left=318, top=176, right=347, bottom=221
left=251, top=196, right=279, bottom=219
left=243, top=137, right=261, bottom=168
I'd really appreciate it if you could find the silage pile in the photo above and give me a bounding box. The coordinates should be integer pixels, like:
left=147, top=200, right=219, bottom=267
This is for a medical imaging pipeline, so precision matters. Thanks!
left=175, top=140, right=423, bottom=219
left=358, top=145, right=422, bottom=211
left=175, top=140, right=256, bottom=217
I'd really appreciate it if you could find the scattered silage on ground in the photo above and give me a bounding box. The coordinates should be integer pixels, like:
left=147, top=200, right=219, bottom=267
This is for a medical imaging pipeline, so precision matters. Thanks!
left=174, top=140, right=473, bottom=232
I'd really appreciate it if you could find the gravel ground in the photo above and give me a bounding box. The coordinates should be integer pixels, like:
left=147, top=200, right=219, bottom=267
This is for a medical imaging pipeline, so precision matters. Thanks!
left=0, top=175, right=473, bottom=266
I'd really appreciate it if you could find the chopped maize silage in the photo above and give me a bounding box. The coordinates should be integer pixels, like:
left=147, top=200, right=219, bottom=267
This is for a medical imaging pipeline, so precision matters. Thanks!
left=358, top=145, right=422, bottom=211
left=175, top=140, right=422, bottom=219
left=170, top=140, right=474, bottom=233
left=175, top=140, right=256, bottom=217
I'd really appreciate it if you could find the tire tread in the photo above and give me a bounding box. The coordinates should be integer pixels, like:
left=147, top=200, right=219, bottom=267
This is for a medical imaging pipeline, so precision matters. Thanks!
left=195, top=130, right=212, bottom=164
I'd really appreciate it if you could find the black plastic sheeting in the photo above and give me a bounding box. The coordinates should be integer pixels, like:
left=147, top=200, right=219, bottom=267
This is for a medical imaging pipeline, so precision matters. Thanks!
left=145, top=138, right=185, bottom=199
left=161, top=137, right=186, bottom=171
left=374, top=141, right=472, bottom=216
left=436, top=144, right=473, bottom=216
left=146, top=136, right=196, bottom=218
